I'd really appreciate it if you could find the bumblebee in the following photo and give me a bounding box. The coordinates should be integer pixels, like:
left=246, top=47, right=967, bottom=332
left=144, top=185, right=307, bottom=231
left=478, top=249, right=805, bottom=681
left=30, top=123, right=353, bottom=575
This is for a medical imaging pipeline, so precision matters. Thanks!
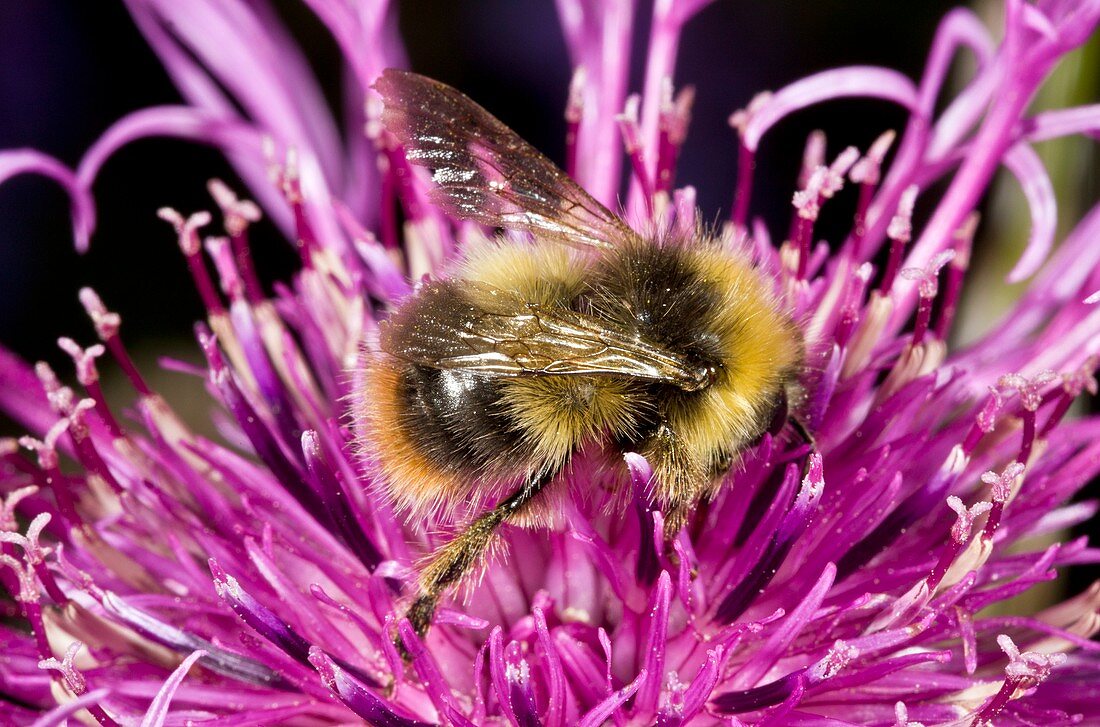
left=359, top=69, right=803, bottom=637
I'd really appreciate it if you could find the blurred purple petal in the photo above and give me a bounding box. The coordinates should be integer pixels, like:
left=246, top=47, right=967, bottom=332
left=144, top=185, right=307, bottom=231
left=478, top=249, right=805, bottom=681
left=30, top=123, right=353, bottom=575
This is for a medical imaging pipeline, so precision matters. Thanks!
left=0, top=150, right=95, bottom=252
left=1002, top=142, right=1057, bottom=282
left=742, top=67, right=919, bottom=152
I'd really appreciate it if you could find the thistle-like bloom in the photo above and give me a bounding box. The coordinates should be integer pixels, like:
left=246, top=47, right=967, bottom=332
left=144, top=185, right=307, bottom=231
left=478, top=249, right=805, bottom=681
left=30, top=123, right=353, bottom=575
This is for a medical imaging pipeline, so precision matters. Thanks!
left=3, top=1, right=1100, bottom=725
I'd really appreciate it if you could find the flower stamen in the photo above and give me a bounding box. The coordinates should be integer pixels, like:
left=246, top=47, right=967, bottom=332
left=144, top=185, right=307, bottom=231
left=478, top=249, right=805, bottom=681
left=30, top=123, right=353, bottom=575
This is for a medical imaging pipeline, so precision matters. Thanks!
left=933, top=213, right=977, bottom=339
left=656, top=80, right=694, bottom=194
left=729, top=91, right=772, bottom=230
left=158, top=207, right=223, bottom=315
left=972, top=635, right=1067, bottom=724
left=998, top=370, right=1058, bottom=465
left=900, top=249, right=955, bottom=345
left=56, top=337, right=122, bottom=438
left=208, top=179, right=265, bottom=303
left=20, top=420, right=80, bottom=529
left=879, top=185, right=918, bottom=294
left=849, top=130, right=896, bottom=258
left=617, top=94, right=655, bottom=216
left=266, top=142, right=321, bottom=263
left=1039, top=356, right=1099, bottom=437
left=926, top=496, right=992, bottom=591
left=979, top=462, right=1025, bottom=542
left=78, top=287, right=152, bottom=397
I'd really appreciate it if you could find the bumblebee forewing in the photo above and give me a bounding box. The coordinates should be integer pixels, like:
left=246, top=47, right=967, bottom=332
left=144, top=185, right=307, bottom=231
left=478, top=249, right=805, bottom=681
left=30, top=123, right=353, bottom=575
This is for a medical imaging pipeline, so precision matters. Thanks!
left=380, top=280, right=710, bottom=389
left=374, top=68, right=633, bottom=251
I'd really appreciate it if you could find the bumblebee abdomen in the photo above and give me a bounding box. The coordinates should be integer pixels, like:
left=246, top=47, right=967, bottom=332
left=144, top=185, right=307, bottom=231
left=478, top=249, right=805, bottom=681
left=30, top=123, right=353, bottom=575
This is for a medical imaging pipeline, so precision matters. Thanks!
left=359, top=242, right=605, bottom=521
left=358, top=359, right=518, bottom=521
left=399, top=365, right=525, bottom=472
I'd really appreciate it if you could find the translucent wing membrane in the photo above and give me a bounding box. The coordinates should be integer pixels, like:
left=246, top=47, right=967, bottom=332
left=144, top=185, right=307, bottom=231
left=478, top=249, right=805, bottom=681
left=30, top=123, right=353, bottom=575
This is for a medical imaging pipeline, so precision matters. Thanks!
left=380, top=281, right=711, bottom=391
left=374, top=68, right=634, bottom=250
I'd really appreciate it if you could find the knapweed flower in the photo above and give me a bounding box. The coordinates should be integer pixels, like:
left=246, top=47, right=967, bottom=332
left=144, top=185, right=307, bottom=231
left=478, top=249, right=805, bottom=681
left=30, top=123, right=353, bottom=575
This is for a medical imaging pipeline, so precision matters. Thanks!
left=3, top=1, right=1100, bottom=725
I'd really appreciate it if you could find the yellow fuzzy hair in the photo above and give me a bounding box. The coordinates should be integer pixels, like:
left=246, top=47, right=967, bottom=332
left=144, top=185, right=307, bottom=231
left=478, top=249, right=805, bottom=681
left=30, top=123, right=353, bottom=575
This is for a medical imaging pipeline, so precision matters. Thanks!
left=360, top=240, right=597, bottom=526
left=461, top=240, right=651, bottom=465
left=661, top=243, right=802, bottom=501
left=358, top=235, right=800, bottom=523
left=459, top=237, right=590, bottom=304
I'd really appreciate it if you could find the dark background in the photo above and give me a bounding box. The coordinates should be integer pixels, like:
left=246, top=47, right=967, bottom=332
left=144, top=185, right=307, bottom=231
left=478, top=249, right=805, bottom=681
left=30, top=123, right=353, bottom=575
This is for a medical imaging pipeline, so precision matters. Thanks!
left=0, top=1, right=958, bottom=365
left=1, top=2, right=1096, bottom=596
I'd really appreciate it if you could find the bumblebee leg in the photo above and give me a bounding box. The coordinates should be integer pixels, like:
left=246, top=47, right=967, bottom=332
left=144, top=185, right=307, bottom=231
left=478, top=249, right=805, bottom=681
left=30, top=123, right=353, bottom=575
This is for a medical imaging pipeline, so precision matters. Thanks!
left=635, top=420, right=706, bottom=581
left=787, top=415, right=816, bottom=451
left=637, top=486, right=709, bottom=585
left=404, top=467, right=556, bottom=640
left=786, top=415, right=818, bottom=481
left=662, top=500, right=692, bottom=540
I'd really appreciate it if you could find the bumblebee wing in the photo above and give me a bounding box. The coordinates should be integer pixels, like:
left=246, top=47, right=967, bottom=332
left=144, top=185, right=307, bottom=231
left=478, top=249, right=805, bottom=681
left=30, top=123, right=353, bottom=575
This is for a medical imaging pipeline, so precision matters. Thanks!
left=380, top=281, right=709, bottom=390
left=374, top=68, right=634, bottom=251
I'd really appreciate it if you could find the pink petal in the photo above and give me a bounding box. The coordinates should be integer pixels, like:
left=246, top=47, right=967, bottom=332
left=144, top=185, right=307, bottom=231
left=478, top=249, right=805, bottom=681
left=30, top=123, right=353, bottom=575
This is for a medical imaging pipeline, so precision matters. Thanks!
left=28, top=688, right=112, bottom=727
left=123, top=0, right=342, bottom=181
left=919, top=7, right=998, bottom=159
left=576, top=669, right=646, bottom=727
left=1022, top=103, right=1100, bottom=142
left=0, top=345, right=61, bottom=441
left=916, top=9, right=996, bottom=114
left=742, top=67, right=919, bottom=151
left=0, top=149, right=95, bottom=252
left=728, top=563, right=837, bottom=690
left=140, top=649, right=207, bottom=727
left=634, top=570, right=672, bottom=714
left=74, top=105, right=288, bottom=233
left=1002, top=142, right=1057, bottom=283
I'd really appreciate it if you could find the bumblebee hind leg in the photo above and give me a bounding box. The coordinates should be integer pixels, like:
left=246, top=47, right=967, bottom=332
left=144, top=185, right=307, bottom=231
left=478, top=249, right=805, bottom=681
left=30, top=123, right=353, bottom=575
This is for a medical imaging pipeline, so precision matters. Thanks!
left=632, top=420, right=709, bottom=583
left=403, top=467, right=557, bottom=642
